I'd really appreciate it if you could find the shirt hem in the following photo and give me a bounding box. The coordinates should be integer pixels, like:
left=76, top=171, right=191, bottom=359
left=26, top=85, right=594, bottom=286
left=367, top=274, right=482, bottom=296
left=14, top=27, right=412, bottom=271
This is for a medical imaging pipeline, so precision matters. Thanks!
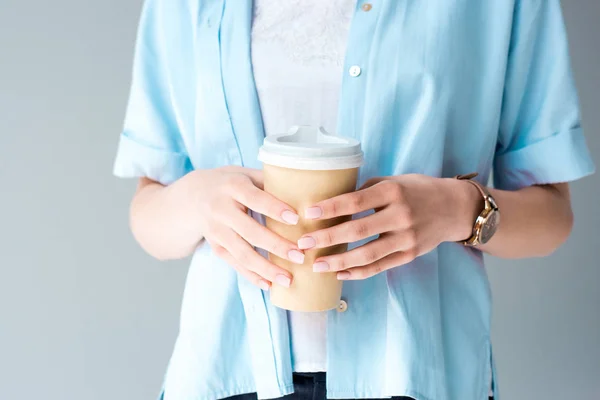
left=257, top=383, right=295, bottom=400
left=160, top=383, right=294, bottom=400
left=326, top=388, right=432, bottom=400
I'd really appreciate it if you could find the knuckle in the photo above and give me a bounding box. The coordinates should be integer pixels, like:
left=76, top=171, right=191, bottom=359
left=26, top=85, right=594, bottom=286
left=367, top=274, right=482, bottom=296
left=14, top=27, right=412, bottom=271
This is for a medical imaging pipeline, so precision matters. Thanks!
left=352, top=222, right=370, bottom=240
left=213, top=245, right=227, bottom=258
left=319, top=230, right=334, bottom=247
left=391, top=212, right=404, bottom=229
left=236, top=248, right=254, bottom=266
left=241, top=233, right=258, bottom=249
left=320, top=231, right=332, bottom=246
left=239, top=223, right=256, bottom=243
left=227, top=176, right=255, bottom=200
left=349, top=194, right=365, bottom=211
left=405, top=247, right=418, bottom=260
left=360, top=247, right=378, bottom=264
left=369, top=263, right=384, bottom=276
left=328, top=201, right=338, bottom=217
left=223, top=174, right=243, bottom=189
left=396, top=205, right=413, bottom=228
left=404, top=229, right=418, bottom=249
left=403, top=206, right=415, bottom=225
left=235, top=188, right=252, bottom=206
left=330, top=256, right=346, bottom=271
left=387, top=182, right=403, bottom=202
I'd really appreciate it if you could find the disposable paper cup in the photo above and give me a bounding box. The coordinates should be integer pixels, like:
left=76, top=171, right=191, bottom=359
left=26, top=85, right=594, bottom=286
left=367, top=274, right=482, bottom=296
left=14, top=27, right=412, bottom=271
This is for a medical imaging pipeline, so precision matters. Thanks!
left=258, top=126, right=364, bottom=311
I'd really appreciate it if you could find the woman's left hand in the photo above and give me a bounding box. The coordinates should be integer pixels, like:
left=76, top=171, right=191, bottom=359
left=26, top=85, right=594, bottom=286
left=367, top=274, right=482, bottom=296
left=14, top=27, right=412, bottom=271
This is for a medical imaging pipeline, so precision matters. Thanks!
left=297, top=174, right=479, bottom=280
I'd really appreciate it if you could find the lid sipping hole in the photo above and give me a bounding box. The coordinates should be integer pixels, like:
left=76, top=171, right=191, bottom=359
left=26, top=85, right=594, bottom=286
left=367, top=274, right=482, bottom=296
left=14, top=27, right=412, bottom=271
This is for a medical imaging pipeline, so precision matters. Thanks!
left=277, top=126, right=347, bottom=145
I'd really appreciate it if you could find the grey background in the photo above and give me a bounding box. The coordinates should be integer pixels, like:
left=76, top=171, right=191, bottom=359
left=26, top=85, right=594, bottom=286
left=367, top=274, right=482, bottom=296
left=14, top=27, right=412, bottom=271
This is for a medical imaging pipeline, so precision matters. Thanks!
left=0, top=1, right=598, bottom=399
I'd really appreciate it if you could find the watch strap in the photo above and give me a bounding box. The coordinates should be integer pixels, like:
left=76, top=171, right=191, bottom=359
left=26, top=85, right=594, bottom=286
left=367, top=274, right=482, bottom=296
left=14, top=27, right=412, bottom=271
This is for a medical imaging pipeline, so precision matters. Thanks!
left=454, top=172, right=489, bottom=246
left=463, top=179, right=487, bottom=199
left=455, top=173, right=490, bottom=199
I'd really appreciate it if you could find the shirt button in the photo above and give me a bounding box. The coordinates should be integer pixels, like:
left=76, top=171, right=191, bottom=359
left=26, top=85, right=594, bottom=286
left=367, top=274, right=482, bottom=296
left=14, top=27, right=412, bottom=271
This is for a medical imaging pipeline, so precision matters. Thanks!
left=349, top=65, right=362, bottom=77
left=362, top=3, right=373, bottom=12
left=337, top=299, right=348, bottom=313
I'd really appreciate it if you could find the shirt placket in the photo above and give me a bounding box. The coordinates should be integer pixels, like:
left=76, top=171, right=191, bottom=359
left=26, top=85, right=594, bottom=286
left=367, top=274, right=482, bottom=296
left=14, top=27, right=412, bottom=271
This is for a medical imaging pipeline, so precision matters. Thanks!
left=223, top=2, right=294, bottom=398
left=336, top=0, right=381, bottom=184
left=328, top=0, right=385, bottom=397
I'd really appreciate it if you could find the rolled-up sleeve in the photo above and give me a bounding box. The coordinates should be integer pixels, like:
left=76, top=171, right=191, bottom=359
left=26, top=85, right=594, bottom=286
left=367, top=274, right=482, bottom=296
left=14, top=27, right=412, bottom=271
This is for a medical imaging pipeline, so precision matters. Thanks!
left=113, top=0, right=193, bottom=186
left=493, top=0, right=595, bottom=191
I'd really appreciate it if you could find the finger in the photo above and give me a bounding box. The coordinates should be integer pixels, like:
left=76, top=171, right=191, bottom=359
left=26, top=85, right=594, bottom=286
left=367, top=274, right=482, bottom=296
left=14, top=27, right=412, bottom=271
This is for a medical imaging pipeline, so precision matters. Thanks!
left=224, top=229, right=294, bottom=288
left=304, top=180, right=401, bottom=220
left=219, top=166, right=264, bottom=188
left=220, top=165, right=263, bottom=188
left=298, top=209, right=397, bottom=249
left=312, top=233, right=400, bottom=272
left=360, top=176, right=387, bottom=190
left=240, top=168, right=264, bottom=189
left=209, top=240, right=271, bottom=291
left=231, top=182, right=300, bottom=226
left=336, top=250, right=417, bottom=281
left=231, top=211, right=305, bottom=264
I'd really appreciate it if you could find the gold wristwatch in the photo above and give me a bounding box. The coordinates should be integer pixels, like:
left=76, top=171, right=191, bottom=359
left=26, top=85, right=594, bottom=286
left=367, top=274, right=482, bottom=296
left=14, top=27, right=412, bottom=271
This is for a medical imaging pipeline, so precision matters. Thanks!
left=455, top=172, right=500, bottom=246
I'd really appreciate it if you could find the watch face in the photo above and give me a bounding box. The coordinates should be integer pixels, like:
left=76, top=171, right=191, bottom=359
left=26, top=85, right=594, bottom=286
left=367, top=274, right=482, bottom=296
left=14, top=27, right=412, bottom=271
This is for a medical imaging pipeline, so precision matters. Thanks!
left=480, top=210, right=500, bottom=244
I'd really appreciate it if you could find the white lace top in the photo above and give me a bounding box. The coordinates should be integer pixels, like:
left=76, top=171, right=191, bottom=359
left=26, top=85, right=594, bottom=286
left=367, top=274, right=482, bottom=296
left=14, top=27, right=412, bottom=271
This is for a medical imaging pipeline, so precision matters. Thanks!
left=251, top=0, right=355, bottom=373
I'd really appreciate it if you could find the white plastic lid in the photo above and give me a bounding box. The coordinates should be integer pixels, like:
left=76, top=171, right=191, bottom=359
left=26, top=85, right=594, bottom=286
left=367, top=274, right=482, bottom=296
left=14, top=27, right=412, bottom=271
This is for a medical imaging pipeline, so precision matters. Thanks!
left=258, top=126, right=364, bottom=170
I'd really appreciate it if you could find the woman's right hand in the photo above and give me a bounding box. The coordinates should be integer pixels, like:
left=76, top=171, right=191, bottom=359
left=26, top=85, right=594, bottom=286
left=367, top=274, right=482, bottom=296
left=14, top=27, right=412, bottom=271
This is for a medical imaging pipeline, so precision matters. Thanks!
left=176, top=166, right=304, bottom=290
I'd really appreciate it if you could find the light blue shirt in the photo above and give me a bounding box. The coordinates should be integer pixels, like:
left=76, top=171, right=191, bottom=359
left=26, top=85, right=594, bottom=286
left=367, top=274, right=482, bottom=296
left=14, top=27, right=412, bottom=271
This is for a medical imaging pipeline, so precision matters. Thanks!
left=113, top=1, right=595, bottom=399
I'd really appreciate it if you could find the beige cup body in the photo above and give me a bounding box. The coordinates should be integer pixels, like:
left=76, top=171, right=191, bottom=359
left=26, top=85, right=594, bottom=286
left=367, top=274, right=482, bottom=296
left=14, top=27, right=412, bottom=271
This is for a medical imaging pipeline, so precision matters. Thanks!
left=263, top=164, right=359, bottom=312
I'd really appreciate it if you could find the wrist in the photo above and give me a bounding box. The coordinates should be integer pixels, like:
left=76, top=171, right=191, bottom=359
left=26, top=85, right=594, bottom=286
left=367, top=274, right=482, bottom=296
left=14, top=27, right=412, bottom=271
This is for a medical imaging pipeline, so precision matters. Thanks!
left=442, top=177, right=484, bottom=243
left=169, top=170, right=207, bottom=238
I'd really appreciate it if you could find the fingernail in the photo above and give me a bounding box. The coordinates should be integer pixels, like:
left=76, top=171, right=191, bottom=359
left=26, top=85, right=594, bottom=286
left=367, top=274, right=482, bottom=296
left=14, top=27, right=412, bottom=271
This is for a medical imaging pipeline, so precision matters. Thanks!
left=288, top=250, right=305, bottom=264
left=313, top=261, right=330, bottom=272
left=337, top=271, right=351, bottom=280
left=305, top=206, right=322, bottom=219
left=258, top=279, right=271, bottom=291
left=297, top=236, right=316, bottom=250
left=275, top=274, right=292, bottom=288
left=281, top=210, right=299, bottom=225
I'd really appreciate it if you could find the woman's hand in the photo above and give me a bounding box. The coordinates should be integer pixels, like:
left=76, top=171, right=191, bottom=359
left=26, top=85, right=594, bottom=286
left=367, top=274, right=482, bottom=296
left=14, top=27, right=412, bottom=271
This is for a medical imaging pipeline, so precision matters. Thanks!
left=187, top=166, right=306, bottom=289
left=131, top=166, right=305, bottom=290
left=297, top=174, right=479, bottom=280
